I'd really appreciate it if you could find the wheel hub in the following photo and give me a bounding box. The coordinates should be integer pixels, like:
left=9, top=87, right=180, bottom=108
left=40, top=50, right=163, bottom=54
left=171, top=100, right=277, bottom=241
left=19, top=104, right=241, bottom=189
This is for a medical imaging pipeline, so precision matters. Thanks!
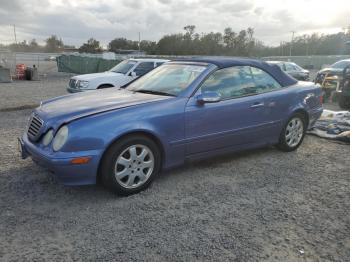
left=285, top=117, right=304, bottom=147
left=114, top=144, right=154, bottom=189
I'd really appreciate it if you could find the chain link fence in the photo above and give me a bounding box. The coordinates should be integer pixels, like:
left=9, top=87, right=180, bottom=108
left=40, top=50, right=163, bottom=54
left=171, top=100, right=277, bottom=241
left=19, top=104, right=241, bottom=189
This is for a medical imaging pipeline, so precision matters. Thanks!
left=0, top=51, right=61, bottom=75
left=262, top=55, right=350, bottom=69
left=2, top=51, right=350, bottom=75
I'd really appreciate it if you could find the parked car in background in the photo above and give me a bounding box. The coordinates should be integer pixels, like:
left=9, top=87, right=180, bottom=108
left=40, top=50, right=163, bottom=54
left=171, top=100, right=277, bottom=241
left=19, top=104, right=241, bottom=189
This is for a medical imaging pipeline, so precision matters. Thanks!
left=45, top=55, right=57, bottom=61
left=315, top=59, right=350, bottom=83
left=19, top=58, right=323, bottom=195
left=267, top=61, right=310, bottom=81
left=67, top=58, right=169, bottom=93
left=314, top=59, right=350, bottom=108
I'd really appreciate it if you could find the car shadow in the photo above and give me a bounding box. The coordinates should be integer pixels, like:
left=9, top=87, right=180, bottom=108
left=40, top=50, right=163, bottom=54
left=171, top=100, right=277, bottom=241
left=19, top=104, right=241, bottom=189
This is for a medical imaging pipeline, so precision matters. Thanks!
left=6, top=145, right=279, bottom=200
left=158, top=145, right=277, bottom=181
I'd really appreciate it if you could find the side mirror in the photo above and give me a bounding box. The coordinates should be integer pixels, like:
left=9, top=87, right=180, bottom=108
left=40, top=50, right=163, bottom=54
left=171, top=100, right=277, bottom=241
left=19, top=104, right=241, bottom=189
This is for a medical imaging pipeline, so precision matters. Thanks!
left=130, top=71, right=137, bottom=77
left=196, top=91, right=221, bottom=104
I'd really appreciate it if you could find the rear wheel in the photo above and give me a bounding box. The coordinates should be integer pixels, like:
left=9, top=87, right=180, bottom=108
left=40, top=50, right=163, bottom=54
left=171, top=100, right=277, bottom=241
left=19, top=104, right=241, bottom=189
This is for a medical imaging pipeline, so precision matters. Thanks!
left=100, top=135, right=161, bottom=196
left=277, top=113, right=306, bottom=152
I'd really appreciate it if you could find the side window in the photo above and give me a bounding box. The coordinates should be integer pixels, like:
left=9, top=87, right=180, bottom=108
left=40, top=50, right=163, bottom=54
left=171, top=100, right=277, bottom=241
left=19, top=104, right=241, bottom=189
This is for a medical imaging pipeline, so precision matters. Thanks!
left=133, top=62, right=155, bottom=76
left=201, top=66, right=255, bottom=99
left=292, top=64, right=302, bottom=70
left=200, top=66, right=282, bottom=99
left=285, top=63, right=295, bottom=72
left=250, top=67, right=282, bottom=92
left=156, top=62, right=165, bottom=67
left=280, top=63, right=287, bottom=71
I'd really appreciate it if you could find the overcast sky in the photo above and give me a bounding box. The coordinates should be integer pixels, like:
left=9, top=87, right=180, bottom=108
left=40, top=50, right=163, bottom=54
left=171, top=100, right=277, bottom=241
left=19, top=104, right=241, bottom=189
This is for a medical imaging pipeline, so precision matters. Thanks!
left=0, top=0, right=349, bottom=47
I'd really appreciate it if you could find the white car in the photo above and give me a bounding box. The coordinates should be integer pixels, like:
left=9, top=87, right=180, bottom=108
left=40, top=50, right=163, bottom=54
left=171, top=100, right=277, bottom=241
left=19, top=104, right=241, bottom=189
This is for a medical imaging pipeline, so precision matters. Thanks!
left=67, top=58, right=169, bottom=93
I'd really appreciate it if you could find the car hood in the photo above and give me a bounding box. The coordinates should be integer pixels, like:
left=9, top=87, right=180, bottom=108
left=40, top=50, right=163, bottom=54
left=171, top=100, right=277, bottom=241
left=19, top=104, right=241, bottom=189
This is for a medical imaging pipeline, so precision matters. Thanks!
left=37, top=88, right=169, bottom=125
left=73, top=71, right=124, bottom=81
left=317, top=67, right=343, bottom=75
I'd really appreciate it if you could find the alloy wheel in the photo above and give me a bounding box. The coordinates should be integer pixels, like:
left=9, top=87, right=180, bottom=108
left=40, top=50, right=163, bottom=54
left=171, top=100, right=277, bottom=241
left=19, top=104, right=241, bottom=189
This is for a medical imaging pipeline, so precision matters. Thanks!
left=285, top=117, right=304, bottom=147
left=114, top=144, right=154, bottom=189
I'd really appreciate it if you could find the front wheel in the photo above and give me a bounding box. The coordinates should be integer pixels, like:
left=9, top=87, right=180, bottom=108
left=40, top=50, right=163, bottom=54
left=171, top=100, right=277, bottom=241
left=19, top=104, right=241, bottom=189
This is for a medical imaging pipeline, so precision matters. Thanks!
left=277, top=113, right=306, bottom=152
left=100, top=135, right=161, bottom=196
left=97, top=84, right=114, bottom=89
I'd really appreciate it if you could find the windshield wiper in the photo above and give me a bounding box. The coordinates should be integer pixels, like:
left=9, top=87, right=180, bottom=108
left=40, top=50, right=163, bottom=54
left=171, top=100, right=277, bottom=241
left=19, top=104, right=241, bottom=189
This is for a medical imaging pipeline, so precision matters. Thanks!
left=135, top=89, right=176, bottom=97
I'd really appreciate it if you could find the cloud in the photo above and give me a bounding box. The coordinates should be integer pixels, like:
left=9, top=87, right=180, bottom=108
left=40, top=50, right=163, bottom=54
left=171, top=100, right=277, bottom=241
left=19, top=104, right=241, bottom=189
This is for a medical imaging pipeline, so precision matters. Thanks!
left=211, top=1, right=254, bottom=14
left=0, top=0, right=348, bottom=47
left=157, top=0, right=172, bottom=4
left=0, top=0, right=23, bottom=12
left=122, top=0, right=144, bottom=9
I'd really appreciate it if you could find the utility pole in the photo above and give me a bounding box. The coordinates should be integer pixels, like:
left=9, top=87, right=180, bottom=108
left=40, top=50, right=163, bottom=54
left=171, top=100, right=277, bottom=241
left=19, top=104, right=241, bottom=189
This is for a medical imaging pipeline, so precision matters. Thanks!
left=289, top=31, right=295, bottom=57
left=13, top=24, right=17, bottom=45
left=280, top=41, right=283, bottom=56
left=138, top=32, right=141, bottom=53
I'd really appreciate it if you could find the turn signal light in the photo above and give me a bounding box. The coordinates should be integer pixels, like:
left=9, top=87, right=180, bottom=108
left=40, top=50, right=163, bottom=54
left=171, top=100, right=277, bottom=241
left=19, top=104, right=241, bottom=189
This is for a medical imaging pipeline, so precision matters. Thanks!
left=70, top=156, right=91, bottom=165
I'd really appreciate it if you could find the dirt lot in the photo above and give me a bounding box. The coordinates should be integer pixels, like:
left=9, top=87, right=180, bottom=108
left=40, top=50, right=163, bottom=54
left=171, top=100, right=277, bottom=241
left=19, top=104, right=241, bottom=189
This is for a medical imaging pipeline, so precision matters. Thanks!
left=0, top=72, right=70, bottom=111
left=0, top=75, right=349, bottom=261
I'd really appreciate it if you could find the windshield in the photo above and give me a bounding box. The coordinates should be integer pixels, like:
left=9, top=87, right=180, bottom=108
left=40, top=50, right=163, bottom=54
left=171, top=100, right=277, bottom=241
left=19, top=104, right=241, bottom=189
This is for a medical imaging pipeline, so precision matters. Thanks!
left=127, top=64, right=207, bottom=96
left=109, top=60, right=137, bottom=74
left=291, top=63, right=303, bottom=70
left=331, top=60, right=350, bottom=69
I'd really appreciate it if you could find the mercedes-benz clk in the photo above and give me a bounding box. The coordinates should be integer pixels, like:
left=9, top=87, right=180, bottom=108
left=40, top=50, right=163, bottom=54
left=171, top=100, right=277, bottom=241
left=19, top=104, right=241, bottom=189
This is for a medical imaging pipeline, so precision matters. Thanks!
left=19, top=58, right=323, bottom=195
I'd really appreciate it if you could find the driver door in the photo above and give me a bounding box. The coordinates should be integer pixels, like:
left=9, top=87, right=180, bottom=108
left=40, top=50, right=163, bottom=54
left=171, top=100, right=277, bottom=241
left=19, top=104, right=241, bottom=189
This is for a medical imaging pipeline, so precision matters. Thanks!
left=185, top=66, right=273, bottom=155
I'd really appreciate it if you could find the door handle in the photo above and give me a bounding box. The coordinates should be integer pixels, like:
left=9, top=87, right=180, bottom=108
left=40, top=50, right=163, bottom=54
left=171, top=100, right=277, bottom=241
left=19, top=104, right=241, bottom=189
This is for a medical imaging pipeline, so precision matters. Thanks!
left=250, top=102, right=265, bottom=108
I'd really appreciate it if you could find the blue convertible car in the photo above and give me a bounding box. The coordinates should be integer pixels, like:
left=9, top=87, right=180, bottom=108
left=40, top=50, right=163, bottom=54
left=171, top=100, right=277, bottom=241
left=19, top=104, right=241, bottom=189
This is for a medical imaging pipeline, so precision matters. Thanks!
left=19, top=58, right=323, bottom=195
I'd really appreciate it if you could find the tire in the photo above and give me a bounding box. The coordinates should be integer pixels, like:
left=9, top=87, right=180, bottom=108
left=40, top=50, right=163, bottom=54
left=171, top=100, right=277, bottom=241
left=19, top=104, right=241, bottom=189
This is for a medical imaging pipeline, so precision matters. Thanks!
left=277, top=113, right=306, bottom=152
left=99, top=135, right=161, bottom=196
left=338, top=95, right=350, bottom=109
left=98, top=84, right=113, bottom=89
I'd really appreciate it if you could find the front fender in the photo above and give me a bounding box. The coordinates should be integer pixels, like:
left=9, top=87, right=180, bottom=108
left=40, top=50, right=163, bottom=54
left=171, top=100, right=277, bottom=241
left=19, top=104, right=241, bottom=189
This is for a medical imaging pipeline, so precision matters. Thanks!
left=63, top=98, right=187, bottom=169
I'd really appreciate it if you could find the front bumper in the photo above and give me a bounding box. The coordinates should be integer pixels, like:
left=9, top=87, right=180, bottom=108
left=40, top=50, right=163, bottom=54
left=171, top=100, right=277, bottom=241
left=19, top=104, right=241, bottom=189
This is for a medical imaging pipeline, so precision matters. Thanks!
left=19, top=134, right=101, bottom=185
left=67, top=87, right=83, bottom=93
left=67, top=87, right=96, bottom=93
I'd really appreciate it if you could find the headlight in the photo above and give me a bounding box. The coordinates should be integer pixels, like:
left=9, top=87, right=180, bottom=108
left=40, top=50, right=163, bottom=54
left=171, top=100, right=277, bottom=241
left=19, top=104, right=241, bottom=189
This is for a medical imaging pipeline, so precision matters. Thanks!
left=77, top=80, right=89, bottom=89
left=42, top=129, right=54, bottom=146
left=52, top=126, right=69, bottom=151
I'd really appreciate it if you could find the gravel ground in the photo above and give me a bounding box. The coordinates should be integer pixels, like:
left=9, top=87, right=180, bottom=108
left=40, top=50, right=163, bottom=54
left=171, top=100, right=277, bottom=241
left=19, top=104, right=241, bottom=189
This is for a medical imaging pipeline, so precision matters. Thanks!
left=0, top=77, right=349, bottom=261
left=0, top=73, right=70, bottom=111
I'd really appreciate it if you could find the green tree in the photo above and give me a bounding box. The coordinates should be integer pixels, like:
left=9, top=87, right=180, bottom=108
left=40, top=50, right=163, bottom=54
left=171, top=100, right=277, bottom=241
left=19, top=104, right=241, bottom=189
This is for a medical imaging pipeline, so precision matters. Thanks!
left=184, top=25, right=196, bottom=40
left=45, top=35, right=64, bottom=52
left=29, top=39, right=41, bottom=52
left=139, top=40, right=157, bottom=54
left=79, top=38, right=102, bottom=53
left=223, top=27, right=236, bottom=50
left=198, top=32, right=223, bottom=55
left=108, top=38, right=138, bottom=52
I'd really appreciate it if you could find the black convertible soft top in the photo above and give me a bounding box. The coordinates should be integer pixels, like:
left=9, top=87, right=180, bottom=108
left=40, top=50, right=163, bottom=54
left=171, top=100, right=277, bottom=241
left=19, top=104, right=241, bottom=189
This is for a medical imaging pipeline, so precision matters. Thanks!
left=174, top=57, right=298, bottom=87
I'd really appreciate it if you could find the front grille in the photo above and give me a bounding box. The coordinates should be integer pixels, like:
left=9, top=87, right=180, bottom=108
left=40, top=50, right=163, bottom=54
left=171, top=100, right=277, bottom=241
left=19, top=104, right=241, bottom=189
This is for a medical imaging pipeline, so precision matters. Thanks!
left=27, top=115, right=43, bottom=140
left=69, top=79, right=77, bottom=89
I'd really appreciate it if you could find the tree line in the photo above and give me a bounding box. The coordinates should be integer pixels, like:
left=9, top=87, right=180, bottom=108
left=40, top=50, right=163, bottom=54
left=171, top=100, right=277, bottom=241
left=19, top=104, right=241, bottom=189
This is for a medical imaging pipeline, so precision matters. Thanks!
left=1, top=25, right=350, bottom=56
left=0, top=35, right=75, bottom=53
